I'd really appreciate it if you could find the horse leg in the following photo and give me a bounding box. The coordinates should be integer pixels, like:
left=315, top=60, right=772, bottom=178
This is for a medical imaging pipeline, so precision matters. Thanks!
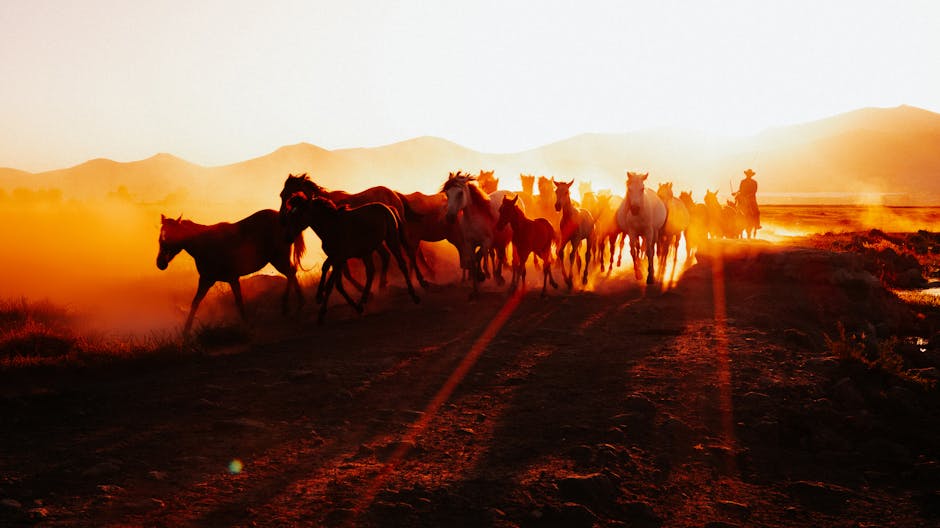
left=387, top=237, right=421, bottom=305
left=567, top=241, right=578, bottom=289
left=630, top=237, right=642, bottom=280
left=617, top=233, right=626, bottom=267
left=183, top=277, right=213, bottom=337
left=318, top=267, right=338, bottom=324
left=332, top=264, right=362, bottom=314
left=583, top=236, right=592, bottom=285
left=359, top=255, right=375, bottom=309
left=229, top=279, right=246, bottom=320
left=411, top=241, right=430, bottom=289
left=377, top=246, right=391, bottom=290
left=316, top=259, right=332, bottom=304
left=645, top=234, right=656, bottom=285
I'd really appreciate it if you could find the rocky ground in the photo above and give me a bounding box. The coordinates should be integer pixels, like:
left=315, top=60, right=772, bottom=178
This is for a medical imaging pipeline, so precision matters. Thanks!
left=1, top=234, right=939, bottom=527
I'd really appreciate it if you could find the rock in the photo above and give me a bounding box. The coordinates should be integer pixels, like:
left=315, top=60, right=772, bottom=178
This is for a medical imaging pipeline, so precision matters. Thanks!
left=557, top=473, right=618, bottom=507
left=831, top=377, right=865, bottom=409
left=0, top=498, right=22, bottom=510
left=82, top=461, right=121, bottom=478
left=148, top=470, right=168, bottom=481
left=660, top=417, right=694, bottom=446
left=786, top=480, right=854, bottom=512
left=28, top=507, right=49, bottom=520
left=623, top=393, right=657, bottom=417
left=716, top=499, right=751, bottom=518
left=211, top=418, right=267, bottom=432
left=539, top=503, right=598, bottom=527
left=622, top=500, right=662, bottom=526
left=857, top=438, right=912, bottom=467
left=784, top=329, right=816, bottom=350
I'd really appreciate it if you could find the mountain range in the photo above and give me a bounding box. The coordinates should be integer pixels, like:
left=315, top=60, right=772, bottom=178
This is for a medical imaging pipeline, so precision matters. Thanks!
left=2, top=105, right=939, bottom=207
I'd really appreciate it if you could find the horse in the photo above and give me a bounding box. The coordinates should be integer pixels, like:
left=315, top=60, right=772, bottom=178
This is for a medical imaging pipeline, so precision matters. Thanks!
left=679, top=190, right=708, bottom=260
left=734, top=192, right=760, bottom=239
left=591, top=192, right=625, bottom=273
left=535, top=176, right=559, bottom=230
left=442, top=171, right=501, bottom=298
left=553, top=179, right=595, bottom=289
left=398, top=190, right=466, bottom=282
left=578, top=181, right=598, bottom=221
left=282, top=195, right=419, bottom=324
left=278, top=173, right=408, bottom=293
left=496, top=195, right=558, bottom=297
left=156, top=210, right=305, bottom=336
left=518, top=173, right=537, bottom=213
left=656, top=182, right=691, bottom=268
left=703, top=190, right=725, bottom=240
left=477, top=170, right=499, bottom=194
left=616, top=172, right=667, bottom=284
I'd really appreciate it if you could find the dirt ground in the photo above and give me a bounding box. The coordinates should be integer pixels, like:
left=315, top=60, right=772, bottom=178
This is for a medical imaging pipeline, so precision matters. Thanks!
left=1, top=235, right=940, bottom=527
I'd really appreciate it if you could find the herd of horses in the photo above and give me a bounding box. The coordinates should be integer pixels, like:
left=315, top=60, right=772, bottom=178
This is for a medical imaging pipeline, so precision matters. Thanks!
left=156, top=170, right=760, bottom=334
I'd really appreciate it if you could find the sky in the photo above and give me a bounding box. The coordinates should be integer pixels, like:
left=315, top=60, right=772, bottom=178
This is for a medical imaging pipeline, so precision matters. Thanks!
left=1, top=0, right=939, bottom=172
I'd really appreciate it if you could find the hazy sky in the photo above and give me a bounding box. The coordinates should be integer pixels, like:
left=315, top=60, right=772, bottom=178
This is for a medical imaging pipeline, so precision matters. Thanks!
left=2, top=0, right=938, bottom=172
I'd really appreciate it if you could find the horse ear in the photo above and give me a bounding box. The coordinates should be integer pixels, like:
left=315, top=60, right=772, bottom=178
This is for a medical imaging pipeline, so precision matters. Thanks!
left=567, top=179, right=574, bottom=186
left=511, top=195, right=518, bottom=204
left=160, top=214, right=165, bottom=221
left=176, top=215, right=182, bottom=222
left=642, top=173, right=649, bottom=180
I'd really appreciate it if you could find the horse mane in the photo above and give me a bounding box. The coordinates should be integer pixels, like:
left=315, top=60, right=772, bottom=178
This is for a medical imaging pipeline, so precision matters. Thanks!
left=442, top=173, right=493, bottom=217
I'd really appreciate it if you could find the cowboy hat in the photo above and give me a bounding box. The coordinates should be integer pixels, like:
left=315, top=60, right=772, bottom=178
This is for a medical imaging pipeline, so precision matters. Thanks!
left=743, top=168, right=756, bottom=177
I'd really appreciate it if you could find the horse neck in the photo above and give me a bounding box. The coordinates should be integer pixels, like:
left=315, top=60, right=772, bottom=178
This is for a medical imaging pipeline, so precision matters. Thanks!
left=465, top=185, right=495, bottom=220
left=559, top=196, right=579, bottom=225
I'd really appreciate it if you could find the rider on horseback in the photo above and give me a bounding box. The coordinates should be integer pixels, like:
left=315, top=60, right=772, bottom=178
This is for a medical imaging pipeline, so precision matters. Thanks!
left=734, top=168, right=761, bottom=230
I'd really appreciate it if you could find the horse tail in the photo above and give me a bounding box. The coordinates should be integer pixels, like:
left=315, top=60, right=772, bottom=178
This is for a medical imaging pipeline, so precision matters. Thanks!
left=291, top=232, right=310, bottom=271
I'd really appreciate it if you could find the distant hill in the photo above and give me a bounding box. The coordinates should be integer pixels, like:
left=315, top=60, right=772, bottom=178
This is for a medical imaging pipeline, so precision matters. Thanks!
left=3, top=105, right=939, bottom=205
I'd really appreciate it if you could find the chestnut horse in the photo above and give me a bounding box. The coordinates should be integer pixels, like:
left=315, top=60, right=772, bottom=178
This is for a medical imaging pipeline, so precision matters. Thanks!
left=283, top=196, right=419, bottom=323
left=496, top=195, right=558, bottom=297
left=553, top=179, right=595, bottom=289
left=156, top=210, right=305, bottom=336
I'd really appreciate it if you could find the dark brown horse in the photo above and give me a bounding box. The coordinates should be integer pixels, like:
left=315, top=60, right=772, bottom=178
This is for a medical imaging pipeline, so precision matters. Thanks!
left=496, top=195, right=558, bottom=297
left=279, top=173, right=434, bottom=289
left=156, top=210, right=305, bottom=336
left=283, top=195, right=419, bottom=323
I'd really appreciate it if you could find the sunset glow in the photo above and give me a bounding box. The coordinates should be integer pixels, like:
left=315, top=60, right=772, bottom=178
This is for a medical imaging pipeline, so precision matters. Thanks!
left=1, top=1, right=938, bottom=171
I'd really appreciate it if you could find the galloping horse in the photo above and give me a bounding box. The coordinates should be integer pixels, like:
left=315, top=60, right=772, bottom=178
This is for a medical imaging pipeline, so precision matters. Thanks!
left=535, top=176, right=559, bottom=230
left=282, top=196, right=419, bottom=323
left=592, top=192, right=625, bottom=273
left=496, top=195, right=558, bottom=297
left=477, top=170, right=499, bottom=194
left=703, top=190, right=725, bottom=239
left=616, top=172, right=667, bottom=284
left=679, top=191, right=708, bottom=259
left=278, top=173, right=410, bottom=290
left=398, top=190, right=466, bottom=282
left=656, top=182, right=691, bottom=266
left=734, top=193, right=760, bottom=239
left=442, top=172, right=500, bottom=298
left=518, top=174, right=537, bottom=213
left=156, top=210, right=305, bottom=336
left=553, top=179, right=595, bottom=289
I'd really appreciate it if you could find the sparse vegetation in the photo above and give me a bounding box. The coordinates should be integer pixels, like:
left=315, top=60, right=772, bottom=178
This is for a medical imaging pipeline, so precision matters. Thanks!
left=825, top=321, right=936, bottom=389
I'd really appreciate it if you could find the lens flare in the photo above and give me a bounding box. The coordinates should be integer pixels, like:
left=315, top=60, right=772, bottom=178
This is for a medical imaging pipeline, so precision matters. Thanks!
left=228, top=459, right=244, bottom=474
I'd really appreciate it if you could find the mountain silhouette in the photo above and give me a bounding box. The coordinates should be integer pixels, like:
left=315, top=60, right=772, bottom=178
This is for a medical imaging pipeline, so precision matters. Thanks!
left=2, top=105, right=938, bottom=205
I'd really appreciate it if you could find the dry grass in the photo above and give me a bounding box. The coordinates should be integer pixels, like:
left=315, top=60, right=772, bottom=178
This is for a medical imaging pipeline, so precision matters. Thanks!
left=824, top=321, right=936, bottom=389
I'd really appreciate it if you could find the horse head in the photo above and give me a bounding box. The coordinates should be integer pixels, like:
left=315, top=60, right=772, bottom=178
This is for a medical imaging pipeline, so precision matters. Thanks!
left=442, top=171, right=474, bottom=223
left=478, top=170, right=498, bottom=194
left=657, top=182, right=675, bottom=202
left=553, top=179, right=574, bottom=212
left=625, top=172, right=649, bottom=216
left=279, top=173, right=316, bottom=220
left=578, top=180, right=593, bottom=198
left=520, top=174, right=535, bottom=195
left=703, top=189, right=720, bottom=209
left=678, top=190, right=694, bottom=209
left=156, top=214, right=185, bottom=270
left=496, top=194, right=519, bottom=230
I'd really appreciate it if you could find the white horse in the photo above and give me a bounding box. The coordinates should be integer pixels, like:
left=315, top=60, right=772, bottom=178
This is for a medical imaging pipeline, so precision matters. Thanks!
left=616, top=172, right=667, bottom=284
left=553, top=179, right=595, bottom=289
left=442, top=171, right=499, bottom=298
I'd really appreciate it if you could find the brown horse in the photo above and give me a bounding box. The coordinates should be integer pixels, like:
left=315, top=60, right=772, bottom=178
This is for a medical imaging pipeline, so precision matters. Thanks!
left=496, top=195, right=558, bottom=297
left=156, top=210, right=305, bottom=336
left=283, top=196, right=419, bottom=324
left=679, top=191, right=708, bottom=259
left=518, top=173, right=537, bottom=213
left=477, top=170, right=499, bottom=194
left=656, top=182, right=691, bottom=267
left=592, top=192, right=625, bottom=273
left=553, top=179, right=595, bottom=289
left=279, top=173, right=404, bottom=291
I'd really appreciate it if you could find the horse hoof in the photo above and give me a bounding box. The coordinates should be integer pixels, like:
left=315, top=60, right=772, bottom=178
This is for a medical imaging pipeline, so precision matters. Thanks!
left=646, top=277, right=655, bottom=285
left=419, top=279, right=430, bottom=290
left=412, top=295, right=421, bottom=304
